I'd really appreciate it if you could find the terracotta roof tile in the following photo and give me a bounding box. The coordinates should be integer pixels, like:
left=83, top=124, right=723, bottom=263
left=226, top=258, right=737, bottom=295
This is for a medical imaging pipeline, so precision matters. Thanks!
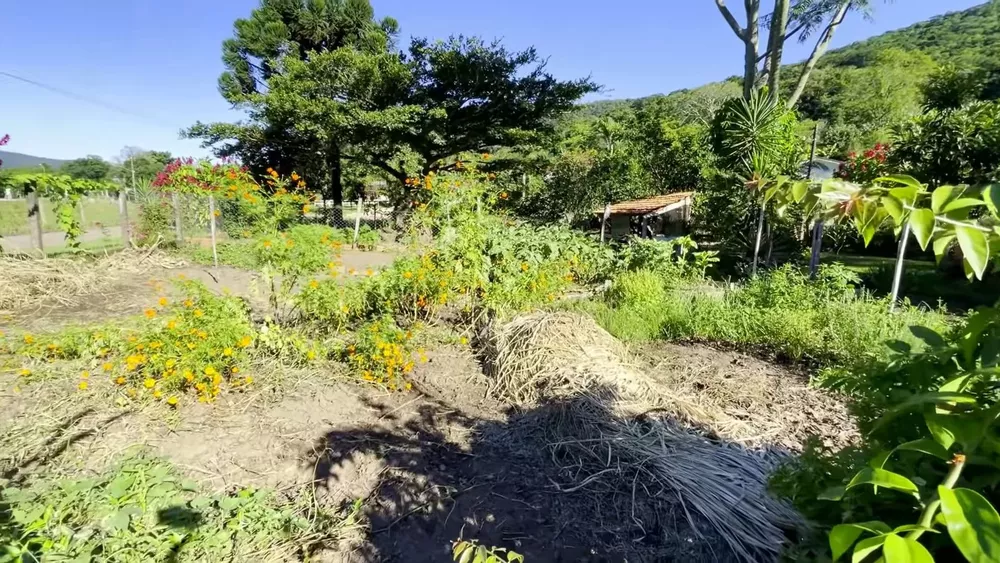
left=596, top=192, right=694, bottom=216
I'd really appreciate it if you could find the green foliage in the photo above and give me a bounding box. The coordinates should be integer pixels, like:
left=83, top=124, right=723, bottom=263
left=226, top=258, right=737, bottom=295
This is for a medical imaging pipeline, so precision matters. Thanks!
left=62, top=155, right=112, bottom=181
left=136, top=198, right=172, bottom=247
left=452, top=539, right=524, bottom=563
left=0, top=456, right=348, bottom=562
left=891, top=100, right=1000, bottom=187
left=803, top=307, right=1000, bottom=561
left=340, top=316, right=419, bottom=389
left=616, top=236, right=718, bottom=280
left=711, top=90, right=802, bottom=180
left=605, top=270, right=666, bottom=310
left=0, top=173, right=117, bottom=250
left=356, top=224, right=379, bottom=250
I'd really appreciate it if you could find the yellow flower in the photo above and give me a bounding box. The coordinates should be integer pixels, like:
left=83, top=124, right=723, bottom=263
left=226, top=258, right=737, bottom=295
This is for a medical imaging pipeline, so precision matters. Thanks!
left=223, top=348, right=233, bottom=357
left=23, top=334, right=34, bottom=344
left=184, top=370, right=194, bottom=382
left=103, top=362, right=114, bottom=372
left=403, top=271, right=413, bottom=279
left=213, top=209, right=221, bottom=218
left=481, top=152, right=490, bottom=160
left=165, top=359, right=176, bottom=368
left=81, top=370, right=90, bottom=379
left=143, top=378, right=156, bottom=389
left=348, top=268, right=357, bottom=276
left=158, top=297, right=169, bottom=307
left=306, top=350, right=317, bottom=361
left=291, top=172, right=300, bottom=181
left=166, top=321, right=177, bottom=332
left=116, top=376, right=126, bottom=385
left=144, top=308, right=157, bottom=319
left=18, top=368, right=31, bottom=377
left=153, top=390, right=162, bottom=399
left=239, top=336, right=253, bottom=348
left=365, top=268, right=373, bottom=277
left=460, top=336, right=468, bottom=345
left=183, top=299, right=193, bottom=308
left=309, top=279, right=319, bottom=289
left=78, top=381, right=89, bottom=391
left=232, top=366, right=240, bottom=374
left=340, top=304, right=350, bottom=314
left=204, top=366, right=217, bottom=376
left=244, top=376, right=253, bottom=385
left=194, top=309, right=204, bottom=318
left=405, top=382, right=413, bottom=391
left=302, top=204, right=311, bottom=214
left=167, top=396, right=178, bottom=406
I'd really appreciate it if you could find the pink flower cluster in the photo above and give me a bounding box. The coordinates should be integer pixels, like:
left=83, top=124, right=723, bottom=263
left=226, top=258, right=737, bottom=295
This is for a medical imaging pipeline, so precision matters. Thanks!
left=0, top=133, right=9, bottom=168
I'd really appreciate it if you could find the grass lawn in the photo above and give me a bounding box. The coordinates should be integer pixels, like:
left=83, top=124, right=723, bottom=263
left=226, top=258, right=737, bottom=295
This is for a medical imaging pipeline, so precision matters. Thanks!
left=822, top=252, right=1000, bottom=311
left=0, top=198, right=124, bottom=236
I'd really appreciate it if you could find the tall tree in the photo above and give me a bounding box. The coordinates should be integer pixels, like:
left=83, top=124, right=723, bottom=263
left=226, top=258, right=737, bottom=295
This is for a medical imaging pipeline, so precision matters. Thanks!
left=715, top=0, right=761, bottom=100
left=193, top=0, right=399, bottom=217
left=63, top=156, right=112, bottom=181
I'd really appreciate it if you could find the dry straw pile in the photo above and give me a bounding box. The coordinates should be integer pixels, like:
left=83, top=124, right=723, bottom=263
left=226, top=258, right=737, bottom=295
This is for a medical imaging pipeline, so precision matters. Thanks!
left=0, top=249, right=183, bottom=313
left=488, top=311, right=804, bottom=562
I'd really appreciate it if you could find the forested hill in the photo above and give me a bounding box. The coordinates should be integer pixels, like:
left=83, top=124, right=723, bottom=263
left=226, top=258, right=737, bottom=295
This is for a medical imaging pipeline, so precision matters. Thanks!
left=579, top=2, right=999, bottom=118
left=0, top=150, right=67, bottom=171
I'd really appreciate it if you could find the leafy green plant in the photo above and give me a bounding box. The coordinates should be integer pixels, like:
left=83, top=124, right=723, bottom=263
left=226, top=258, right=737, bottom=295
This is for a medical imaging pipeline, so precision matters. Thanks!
left=356, top=224, right=379, bottom=250
left=341, top=316, right=420, bottom=391
left=817, top=309, right=1000, bottom=561
left=452, top=539, right=524, bottom=563
left=0, top=456, right=352, bottom=562
left=605, top=270, right=666, bottom=309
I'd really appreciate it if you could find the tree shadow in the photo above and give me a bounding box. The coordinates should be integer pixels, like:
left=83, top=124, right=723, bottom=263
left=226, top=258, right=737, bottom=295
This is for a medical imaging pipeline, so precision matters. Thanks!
left=305, top=388, right=794, bottom=562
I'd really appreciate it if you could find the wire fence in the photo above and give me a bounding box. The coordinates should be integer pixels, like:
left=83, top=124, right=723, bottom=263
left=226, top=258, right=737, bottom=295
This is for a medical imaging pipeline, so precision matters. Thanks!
left=1, top=189, right=395, bottom=259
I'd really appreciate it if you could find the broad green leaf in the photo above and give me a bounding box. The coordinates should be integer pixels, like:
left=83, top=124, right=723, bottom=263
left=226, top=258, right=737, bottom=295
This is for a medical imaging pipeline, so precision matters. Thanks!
left=889, top=186, right=920, bottom=205
left=939, top=487, right=1000, bottom=562
left=886, top=340, right=912, bottom=354
left=458, top=545, right=474, bottom=563
left=476, top=545, right=488, bottom=563
left=939, top=374, right=973, bottom=395
left=981, top=333, right=1000, bottom=367
left=882, top=533, right=934, bottom=563
left=846, top=467, right=919, bottom=497
left=453, top=542, right=470, bottom=560
left=831, top=522, right=890, bottom=561
left=507, top=552, right=524, bottom=563
left=870, top=449, right=893, bottom=470
left=105, top=509, right=131, bottom=532
left=908, top=208, right=936, bottom=250
left=944, top=198, right=985, bottom=213
left=190, top=496, right=212, bottom=509
left=791, top=180, right=808, bottom=202
left=933, top=234, right=955, bottom=265
left=882, top=196, right=905, bottom=225
left=820, top=485, right=847, bottom=501
left=892, top=525, right=939, bottom=534
left=910, top=326, right=946, bottom=348
left=852, top=534, right=888, bottom=563
left=896, top=438, right=950, bottom=461
left=877, top=175, right=924, bottom=192
left=983, top=184, right=1000, bottom=216
left=106, top=474, right=136, bottom=499
left=932, top=186, right=959, bottom=214
left=956, top=224, right=990, bottom=280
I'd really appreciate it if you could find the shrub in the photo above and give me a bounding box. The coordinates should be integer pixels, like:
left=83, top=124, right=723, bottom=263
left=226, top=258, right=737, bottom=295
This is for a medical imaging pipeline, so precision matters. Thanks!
left=356, top=225, right=379, bottom=250
left=136, top=200, right=172, bottom=247
left=341, top=316, right=422, bottom=390
left=605, top=270, right=666, bottom=309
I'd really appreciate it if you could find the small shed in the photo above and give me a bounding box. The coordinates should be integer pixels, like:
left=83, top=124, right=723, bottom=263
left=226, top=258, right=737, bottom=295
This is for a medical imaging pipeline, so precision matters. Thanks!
left=596, top=192, right=695, bottom=240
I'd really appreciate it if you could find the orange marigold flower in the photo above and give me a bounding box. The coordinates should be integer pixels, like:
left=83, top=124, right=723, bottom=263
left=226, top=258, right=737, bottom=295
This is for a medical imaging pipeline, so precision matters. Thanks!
left=291, top=172, right=300, bottom=181
left=158, top=297, right=168, bottom=307
left=144, top=308, right=157, bottom=319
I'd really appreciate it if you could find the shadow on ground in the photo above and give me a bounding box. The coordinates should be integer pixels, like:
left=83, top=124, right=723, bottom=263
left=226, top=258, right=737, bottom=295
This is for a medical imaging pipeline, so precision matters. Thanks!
left=305, top=388, right=784, bottom=562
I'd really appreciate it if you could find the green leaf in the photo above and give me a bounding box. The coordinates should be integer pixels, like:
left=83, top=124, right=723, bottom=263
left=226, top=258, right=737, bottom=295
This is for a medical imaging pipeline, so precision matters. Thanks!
left=887, top=340, right=912, bottom=354
left=892, top=525, right=939, bottom=534
left=458, top=546, right=474, bottom=563
left=852, top=534, right=888, bottom=563
left=982, top=333, right=1000, bottom=368
left=955, top=224, right=990, bottom=280
left=932, top=186, right=959, bottom=214
left=106, top=474, right=136, bottom=499
left=791, top=180, right=809, bottom=202
left=105, top=509, right=132, bottom=532
left=453, top=541, right=470, bottom=560
left=983, top=184, right=1000, bottom=216
left=908, top=208, right=936, bottom=250
left=882, top=533, right=934, bottom=563
left=933, top=234, right=956, bottom=265
left=831, top=522, right=888, bottom=561
left=507, top=552, right=524, bottom=563
left=910, top=326, right=946, bottom=348
left=820, top=485, right=847, bottom=501
left=190, top=496, right=213, bottom=510
left=877, top=175, right=924, bottom=193
left=939, top=487, right=1000, bottom=562
left=846, top=467, right=919, bottom=497
left=896, top=438, right=951, bottom=461
left=882, top=196, right=905, bottom=225
left=944, top=198, right=985, bottom=213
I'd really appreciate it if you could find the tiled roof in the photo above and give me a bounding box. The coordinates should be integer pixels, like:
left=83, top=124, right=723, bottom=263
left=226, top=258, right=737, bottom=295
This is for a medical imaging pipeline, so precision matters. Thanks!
left=596, top=192, right=694, bottom=216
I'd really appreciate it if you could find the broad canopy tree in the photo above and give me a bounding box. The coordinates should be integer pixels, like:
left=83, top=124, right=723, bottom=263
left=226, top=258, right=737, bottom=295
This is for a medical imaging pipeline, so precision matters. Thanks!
left=191, top=5, right=597, bottom=213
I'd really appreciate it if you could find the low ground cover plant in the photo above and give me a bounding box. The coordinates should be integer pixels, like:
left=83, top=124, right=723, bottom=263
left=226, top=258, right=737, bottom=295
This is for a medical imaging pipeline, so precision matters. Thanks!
left=0, top=455, right=356, bottom=562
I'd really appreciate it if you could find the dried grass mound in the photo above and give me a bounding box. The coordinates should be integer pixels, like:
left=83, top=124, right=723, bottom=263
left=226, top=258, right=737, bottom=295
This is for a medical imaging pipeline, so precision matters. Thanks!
left=0, top=249, right=184, bottom=313
left=487, top=311, right=803, bottom=562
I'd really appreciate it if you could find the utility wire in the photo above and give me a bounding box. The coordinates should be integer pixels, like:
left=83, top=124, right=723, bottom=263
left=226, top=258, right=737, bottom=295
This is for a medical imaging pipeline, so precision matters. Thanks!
left=0, top=70, right=182, bottom=130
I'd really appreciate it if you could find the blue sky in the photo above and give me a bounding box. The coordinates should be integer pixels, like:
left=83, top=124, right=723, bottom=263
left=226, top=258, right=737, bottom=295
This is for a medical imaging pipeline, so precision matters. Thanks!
left=0, top=0, right=984, bottom=161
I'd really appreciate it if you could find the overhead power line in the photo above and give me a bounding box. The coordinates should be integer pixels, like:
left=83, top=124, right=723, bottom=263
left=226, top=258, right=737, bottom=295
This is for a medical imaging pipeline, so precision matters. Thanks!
left=0, top=70, right=182, bottom=130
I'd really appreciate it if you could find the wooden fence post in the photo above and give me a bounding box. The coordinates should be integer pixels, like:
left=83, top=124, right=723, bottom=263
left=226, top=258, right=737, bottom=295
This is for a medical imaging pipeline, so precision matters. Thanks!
left=172, top=192, right=183, bottom=244
left=119, top=189, right=131, bottom=248
left=208, top=195, right=219, bottom=268
left=600, top=204, right=611, bottom=244
left=352, top=197, right=363, bottom=248
left=79, top=199, right=87, bottom=229
left=26, top=190, right=43, bottom=257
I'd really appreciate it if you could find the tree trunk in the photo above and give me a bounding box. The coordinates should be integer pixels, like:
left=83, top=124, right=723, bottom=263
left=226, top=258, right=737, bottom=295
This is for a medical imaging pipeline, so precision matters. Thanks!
left=328, top=141, right=344, bottom=225
left=742, top=0, right=760, bottom=99
left=765, top=0, right=790, bottom=101
left=786, top=0, right=851, bottom=109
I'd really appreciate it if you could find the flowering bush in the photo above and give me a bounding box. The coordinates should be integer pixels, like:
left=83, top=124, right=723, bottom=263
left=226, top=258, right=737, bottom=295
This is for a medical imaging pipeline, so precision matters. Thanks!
left=837, top=143, right=891, bottom=183
left=153, top=159, right=312, bottom=236
left=11, top=280, right=257, bottom=406
left=341, top=317, right=421, bottom=391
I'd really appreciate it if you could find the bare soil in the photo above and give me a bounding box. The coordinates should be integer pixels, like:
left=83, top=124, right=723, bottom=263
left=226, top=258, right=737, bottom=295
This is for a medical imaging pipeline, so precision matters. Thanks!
left=0, top=255, right=859, bottom=562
